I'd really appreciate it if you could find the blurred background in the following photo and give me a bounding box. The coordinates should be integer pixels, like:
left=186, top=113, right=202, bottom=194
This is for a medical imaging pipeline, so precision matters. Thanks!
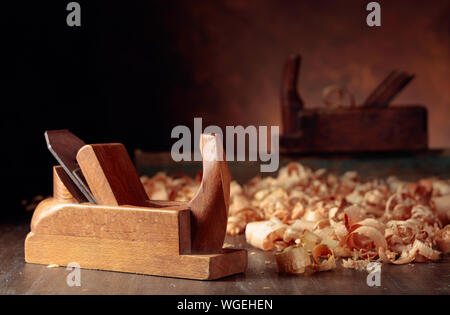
left=3, top=0, right=449, bottom=218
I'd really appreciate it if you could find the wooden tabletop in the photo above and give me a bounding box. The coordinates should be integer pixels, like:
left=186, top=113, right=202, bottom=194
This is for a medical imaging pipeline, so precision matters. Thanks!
left=3, top=151, right=450, bottom=295
left=0, top=222, right=448, bottom=295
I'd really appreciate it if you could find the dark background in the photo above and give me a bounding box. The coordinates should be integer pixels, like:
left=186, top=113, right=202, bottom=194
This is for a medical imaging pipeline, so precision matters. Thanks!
left=3, top=0, right=449, bottom=219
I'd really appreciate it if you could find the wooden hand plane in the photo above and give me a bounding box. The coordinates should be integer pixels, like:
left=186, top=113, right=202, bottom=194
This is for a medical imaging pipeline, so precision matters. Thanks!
left=280, top=54, right=428, bottom=153
left=25, top=130, right=247, bottom=280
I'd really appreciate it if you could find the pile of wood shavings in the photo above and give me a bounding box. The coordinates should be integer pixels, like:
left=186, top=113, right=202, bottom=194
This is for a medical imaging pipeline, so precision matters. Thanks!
left=141, top=163, right=450, bottom=274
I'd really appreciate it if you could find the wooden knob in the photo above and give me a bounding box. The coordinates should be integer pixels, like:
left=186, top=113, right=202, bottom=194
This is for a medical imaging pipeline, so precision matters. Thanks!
left=53, top=166, right=78, bottom=203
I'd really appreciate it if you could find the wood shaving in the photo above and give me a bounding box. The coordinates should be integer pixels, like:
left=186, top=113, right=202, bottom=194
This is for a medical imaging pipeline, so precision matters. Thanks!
left=341, top=258, right=370, bottom=271
left=275, top=243, right=336, bottom=275
left=245, top=218, right=286, bottom=250
left=435, top=225, right=450, bottom=253
left=275, top=245, right=311, bottom=274
left=141, top=162, right=449, bottom=273
left=47, top=264, right=59, bottom=268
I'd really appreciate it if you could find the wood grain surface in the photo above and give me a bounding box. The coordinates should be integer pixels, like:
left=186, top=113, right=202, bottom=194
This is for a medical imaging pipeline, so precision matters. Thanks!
left=24, top=198, right=246, bottom=280
left=77, top=143, right=149, bottom=207
left=53, top=166, right=78, bottom=203
left=1, top=223, right=448, bottom=294
left=281, top=106, right=428, bottom=153
left=189, top=134, right=230, bottom=252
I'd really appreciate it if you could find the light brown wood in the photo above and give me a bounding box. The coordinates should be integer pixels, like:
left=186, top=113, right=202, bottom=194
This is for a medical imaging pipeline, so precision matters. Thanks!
left=76, top=143, right=149, bottom=207
left=188, top=134, right=231, bottom=252
left=25, top=233, right=246, bottom=280
left=25, top=133, right=246, bottom=280
left=53, top=166, right=78, bottom=203
left=29, top=198, right=191, bottom=253
left=25, top=198, right=247, bottom=280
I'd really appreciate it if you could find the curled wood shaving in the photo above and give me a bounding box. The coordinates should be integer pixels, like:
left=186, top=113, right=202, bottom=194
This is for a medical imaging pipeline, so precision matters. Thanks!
left=344, top=205, right=366, bottom=230
left=311, top=244, right=336, bottom=271
left=227, top=207, right=265, bottom=236
left=435, top=225, right=450, bottom=254
left=299, top=230, right=322, bottom=252
left=227, top=216, right=248, bottom=236
left=341, top=258, right=370, bottom=271
left=345, top=226, right=387, bottom=259
left=141, top=172, right=201, bottom=202
left=390, top=239, right=441, bottom=264
left=433, top=195, right=450, bottom=226
left=245, top=218, right=286, bottom=250
left=275, top=245, right=311, bottom=274
left=275, top=244, right=336, bottom=275
left=352, top=218, right=385, bottom=234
